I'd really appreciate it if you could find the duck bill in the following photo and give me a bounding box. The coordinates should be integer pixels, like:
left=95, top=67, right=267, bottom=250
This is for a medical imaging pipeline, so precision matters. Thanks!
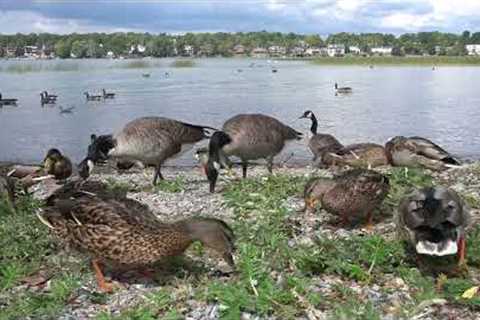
left=415, top=240, right=458, bottom=256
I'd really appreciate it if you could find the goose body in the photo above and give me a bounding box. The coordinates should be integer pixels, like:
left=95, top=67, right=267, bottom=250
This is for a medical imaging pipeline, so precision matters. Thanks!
left=0, top=93, right=18, bottom=106
left=205, top=114, right=302, bottom=192
left=38, top=183, right=235, bottom=292
left=303, top=169, right=389, bottom=227
left=397, top=187, right=470, bottom=265
left=335, top=83, right=352, bottom=94
left=40, top=92, right=56, bottom=105
left=299, top=110, right=343, bottom=165
left=323, top=143, right=389, bottom=168
left=108, top=117, right=214, bottom=184
left=84, top=92, right=103, bottom=101
left=102, top=89, right=115, bottom=99
left=385, top=136, right=459, bottom=171
left=43, top=148, right=73, bottom=180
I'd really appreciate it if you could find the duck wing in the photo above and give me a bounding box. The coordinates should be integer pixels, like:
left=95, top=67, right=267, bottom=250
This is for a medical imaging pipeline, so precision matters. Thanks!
left=409, top=137, right=459, bottom=165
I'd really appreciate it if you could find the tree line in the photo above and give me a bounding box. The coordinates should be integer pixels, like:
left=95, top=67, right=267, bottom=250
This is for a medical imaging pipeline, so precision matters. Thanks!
left=0, top=31, right=479, bottom=58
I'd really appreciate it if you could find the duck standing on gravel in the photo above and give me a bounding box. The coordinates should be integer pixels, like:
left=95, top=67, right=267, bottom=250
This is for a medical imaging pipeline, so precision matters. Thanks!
left=385, top=136, right=460, bottom=171
left=106, top=117, right=216, bottom=185
left=397, top=187, right=470, bottom=267
left=43, top=148, right=73, bottom=180
left=37, top=188, right=235, bottom=293
left=204, top=113, right=302, bottom=193
left=302, top=168, right=390, bottom=229
left=298, top=110, right=343, bottom=165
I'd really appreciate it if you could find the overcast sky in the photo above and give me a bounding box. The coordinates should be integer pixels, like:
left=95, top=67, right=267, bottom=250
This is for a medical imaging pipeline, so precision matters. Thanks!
left=0, top=0, right=479, bottom=35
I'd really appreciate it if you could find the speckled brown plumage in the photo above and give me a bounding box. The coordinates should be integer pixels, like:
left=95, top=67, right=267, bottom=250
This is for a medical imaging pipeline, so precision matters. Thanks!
left=323, top=143, right=389, bottom=168
left=43, top=148, right=73, bottom=180
left=303, top=169, right=390, bottom=227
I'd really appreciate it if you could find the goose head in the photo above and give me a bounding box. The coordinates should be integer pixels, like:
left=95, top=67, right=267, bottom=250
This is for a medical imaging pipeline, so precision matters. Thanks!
left=399, top=187, right=469, bottom=257
left=205, top=131, right=232, bottom=193
left=299, top=110, right=314, bottom=120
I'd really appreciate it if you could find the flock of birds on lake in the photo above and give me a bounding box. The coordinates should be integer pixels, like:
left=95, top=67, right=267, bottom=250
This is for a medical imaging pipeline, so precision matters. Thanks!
left=0, top=79, right=472, bottom=293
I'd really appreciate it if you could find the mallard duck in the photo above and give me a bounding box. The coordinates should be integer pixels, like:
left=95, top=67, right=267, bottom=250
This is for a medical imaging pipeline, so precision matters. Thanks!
left=43, top=148, right=73, bottom=180
left=37, top=191, right=235, bottom=293
left=385, top=136, right=460, bottom=171
left=335, top=83, right=352, bottom=94
left=397, top=187, right=470, bottom=266
left=299, top=110, right=343, bottom=165
left=323, top=143, right=389, bottom=168
left=302, top=169, right=389, bottom=228
left=204, top=114, right=302, bottom=192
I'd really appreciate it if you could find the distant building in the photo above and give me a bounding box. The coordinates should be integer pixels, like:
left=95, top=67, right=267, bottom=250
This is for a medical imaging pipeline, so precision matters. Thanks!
left=349, top=46, right=361, bottom=55
left=305, top=47, right=325, bottom=56
left=106, top=51, right=115, bottom=59
left=183, top=45, right=194, bottom=56
left=251, top=47, right=268, bottom=58
left=327, top=44, right=345, bottom=57
left=24, top=45, right=39, bottom=58
left=268, top=45, right=287, bottom=56
left=290, top=46, right=305, bottom=56
left=4, top=47, right=17, bottom=58
left=129, top=44, right=146, bottom=55
left=371, top=47, right=393, bottom=55
left=232, top=44, right=246, bottom=55
left=465, top=44, right=480, bottom=55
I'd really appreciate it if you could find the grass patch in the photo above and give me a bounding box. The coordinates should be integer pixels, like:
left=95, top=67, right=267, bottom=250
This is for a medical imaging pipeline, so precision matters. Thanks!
left=116, top=59, right=162, bottom=69
left=170, top=59, right=195, bottom=68
left=384, top=167, right=433, bottom=207
left=105, top=177, right=138, bottom=193
left=311, top=55, right=480, bottom=66
left=154, top=176, right=186, bottom=193
left=0, top=61, right=81, bottom=73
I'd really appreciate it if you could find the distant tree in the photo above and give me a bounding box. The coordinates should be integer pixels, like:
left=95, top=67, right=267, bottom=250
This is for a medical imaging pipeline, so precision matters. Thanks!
left=305, top=34, right=323, bottom=47
left=54, top=40, right=71, bottom=58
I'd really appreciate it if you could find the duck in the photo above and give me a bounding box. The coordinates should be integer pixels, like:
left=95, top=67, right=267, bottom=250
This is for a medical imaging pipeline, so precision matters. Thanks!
left=397, top=187, right=470, bottom=267
left=298, top=110, right=343, bottom=164
left=0, top=93, right=18, bottom=106
left=107, top=117, right=216, bottom=185
left=334, top=83, right=352, bottom=94
left=302, top=168, right=390, bottom=228
left=102, top=89, right=115, bottom=99
left=59, top=106, right=75, bottom=114
left=40, top=92, right=56, bottom=105
left=323, top=143, right=389, bottom=168
left=43, top=148, right=73, bottom=180
left=385, top=136, right=460, bottom=171
left=142, top=73, right=151, bottom=78
left=84, top=92, right=103, bottom=101
left=37, top=189, right=235, bottom=293
left=204, top=114, right=302, bottom=193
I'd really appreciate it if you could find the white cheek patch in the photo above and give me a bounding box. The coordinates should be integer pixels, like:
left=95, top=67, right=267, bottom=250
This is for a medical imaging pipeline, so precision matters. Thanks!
left=87, top=160, right=94, bottom=174
left=415, top=240, right=458, bottom=256
left=213, top=161, right=221, bottom=171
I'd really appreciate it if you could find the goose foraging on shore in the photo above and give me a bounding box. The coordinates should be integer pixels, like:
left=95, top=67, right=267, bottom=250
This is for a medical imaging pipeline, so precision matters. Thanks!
left=299, top=110, right=343, bottom=164
left=37, top=188, right=235, bottom=292
left=107, top=117, right=215, bottom=184
left=204, top=114, right=302, bottom=193
left=397, top=187, right=470, bottom=267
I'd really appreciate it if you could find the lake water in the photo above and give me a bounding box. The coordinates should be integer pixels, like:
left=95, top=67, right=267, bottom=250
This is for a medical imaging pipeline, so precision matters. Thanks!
left=0, top=58, right=479, bottom=166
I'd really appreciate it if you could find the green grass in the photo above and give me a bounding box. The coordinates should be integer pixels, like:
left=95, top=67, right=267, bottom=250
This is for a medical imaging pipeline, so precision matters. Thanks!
left=170, top=59, right=195, bottom=68
left=311, top=55, right=480, bottom=66
left=0, top=61, right=81, bottom=73
left=116, top=60, right=163, bottom=69
left=154, top=176, right=186, bottom=193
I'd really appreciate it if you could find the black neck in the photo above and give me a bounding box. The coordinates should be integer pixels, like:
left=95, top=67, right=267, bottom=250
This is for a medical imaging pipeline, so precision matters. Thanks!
left=310, top=114, right=318, bottom=135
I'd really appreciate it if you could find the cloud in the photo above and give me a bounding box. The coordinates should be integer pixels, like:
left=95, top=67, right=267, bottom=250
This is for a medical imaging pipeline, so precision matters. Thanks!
left=0, top=0, right=479, bottom=35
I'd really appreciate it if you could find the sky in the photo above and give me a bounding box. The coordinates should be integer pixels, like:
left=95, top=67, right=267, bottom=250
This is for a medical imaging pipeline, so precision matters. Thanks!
left=0, top=0, right=479, bottom=35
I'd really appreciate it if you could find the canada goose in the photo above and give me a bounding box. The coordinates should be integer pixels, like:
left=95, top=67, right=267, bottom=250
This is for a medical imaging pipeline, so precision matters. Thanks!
left=59, top=106, right=75, bottom=114
left=303, top=169, right=389, bottom=228
left=299, top=110, right=343, bottom=164
left=108, top=117, right=215, bottom=185
left=44, top=91, right=58, bottom=99
left=397, top=187, right=470, bottom=266
left=204, top=114, right=302, bottom=193
left=334, top=83, right=352, bottom=94
left=40, top=92, right=56, bottom=105
left=323, top=143, right=390, bottom=169
left=0, top=93, right=18, bottom=106
left=38, top=186, right=235, bottom=293
left=43, top=148, right=73, bottom=180
left=84, top=92, right=103, bottom=101
left=385, top=136, right=460, bottom=171
left=102, top=89, right=115, bottom=99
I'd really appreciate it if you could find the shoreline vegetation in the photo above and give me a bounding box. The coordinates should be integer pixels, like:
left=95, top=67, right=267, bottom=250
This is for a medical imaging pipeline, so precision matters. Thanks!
left=309, top=55, right=480, bottom=65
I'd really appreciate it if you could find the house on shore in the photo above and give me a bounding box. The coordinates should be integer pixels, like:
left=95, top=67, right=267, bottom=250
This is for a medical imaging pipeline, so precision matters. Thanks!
left=348, top=46, right=361, bottom=55
left=268, top=45, right=287, bottom=57
left=327, top=44, right=345, bottom=57
left=371, top=47, right=393, bottom=56
left=251, top=47, right=268, bottom=58
left=305, top=47, right=326, bottom=56
left=24, top=46, right=39, bottom=58
left=232, top=44, right=246, bottom=55
left=290, top=46, right=305, bottom=57
left=466, top=44, right=480, bottom=55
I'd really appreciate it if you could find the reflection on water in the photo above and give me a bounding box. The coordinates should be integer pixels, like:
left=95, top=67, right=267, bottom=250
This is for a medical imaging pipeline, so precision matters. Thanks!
left=0, top=58, right=479, bottom=166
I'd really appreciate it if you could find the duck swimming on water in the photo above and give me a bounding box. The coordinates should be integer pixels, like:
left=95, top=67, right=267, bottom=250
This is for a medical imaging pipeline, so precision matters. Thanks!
left=334, top=83, right=352, bottom=94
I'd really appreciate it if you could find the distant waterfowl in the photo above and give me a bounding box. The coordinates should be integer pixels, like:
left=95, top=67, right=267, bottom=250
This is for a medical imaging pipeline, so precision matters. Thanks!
left=397, top=187, right=470, bottom=266
left=303, top=169, right=389, bottom=228
left=107, top=117, right=215, bottom=185
left=323, top=143, right=389, bottom=169
left=84, top=92, right=103, bottom=101
left=334, top=83, right=352, bottom=94
left=38, top=187, right=235, bottom=293
left=40, top=92, right=56, bottom=105
left=44, top=91, right=58, bottom=100
left=271, top=68, right=278, bottom=73
left=102, top=89, right=115, bottom=99
left=299, top=110, right=343, bottom=164
left=142, top=73, right=151, bottom=78
left=204, top=114, right=302, bottom=193
left=43, top=148, right=73, bottom=180
left=59, top=106, right=75, bottom=114
left=385, top=136, right=460, bottom=171
left=0, top=93, right=18, bottom=107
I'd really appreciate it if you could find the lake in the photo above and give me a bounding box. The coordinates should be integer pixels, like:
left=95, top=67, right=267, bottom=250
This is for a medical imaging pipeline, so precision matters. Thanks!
left=0, top=58, right=479, bottom=166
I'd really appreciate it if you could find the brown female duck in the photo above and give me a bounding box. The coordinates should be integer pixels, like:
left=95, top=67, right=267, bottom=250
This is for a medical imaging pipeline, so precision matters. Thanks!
left=37, top=187, right=235, bottom=293
left=43, top=148, right=73, bottom=180
left=397, top=187, right=470, bottom=267
left=323, top=143, right=389, bottom=168
left=302, top=169, right=389, bottom=228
